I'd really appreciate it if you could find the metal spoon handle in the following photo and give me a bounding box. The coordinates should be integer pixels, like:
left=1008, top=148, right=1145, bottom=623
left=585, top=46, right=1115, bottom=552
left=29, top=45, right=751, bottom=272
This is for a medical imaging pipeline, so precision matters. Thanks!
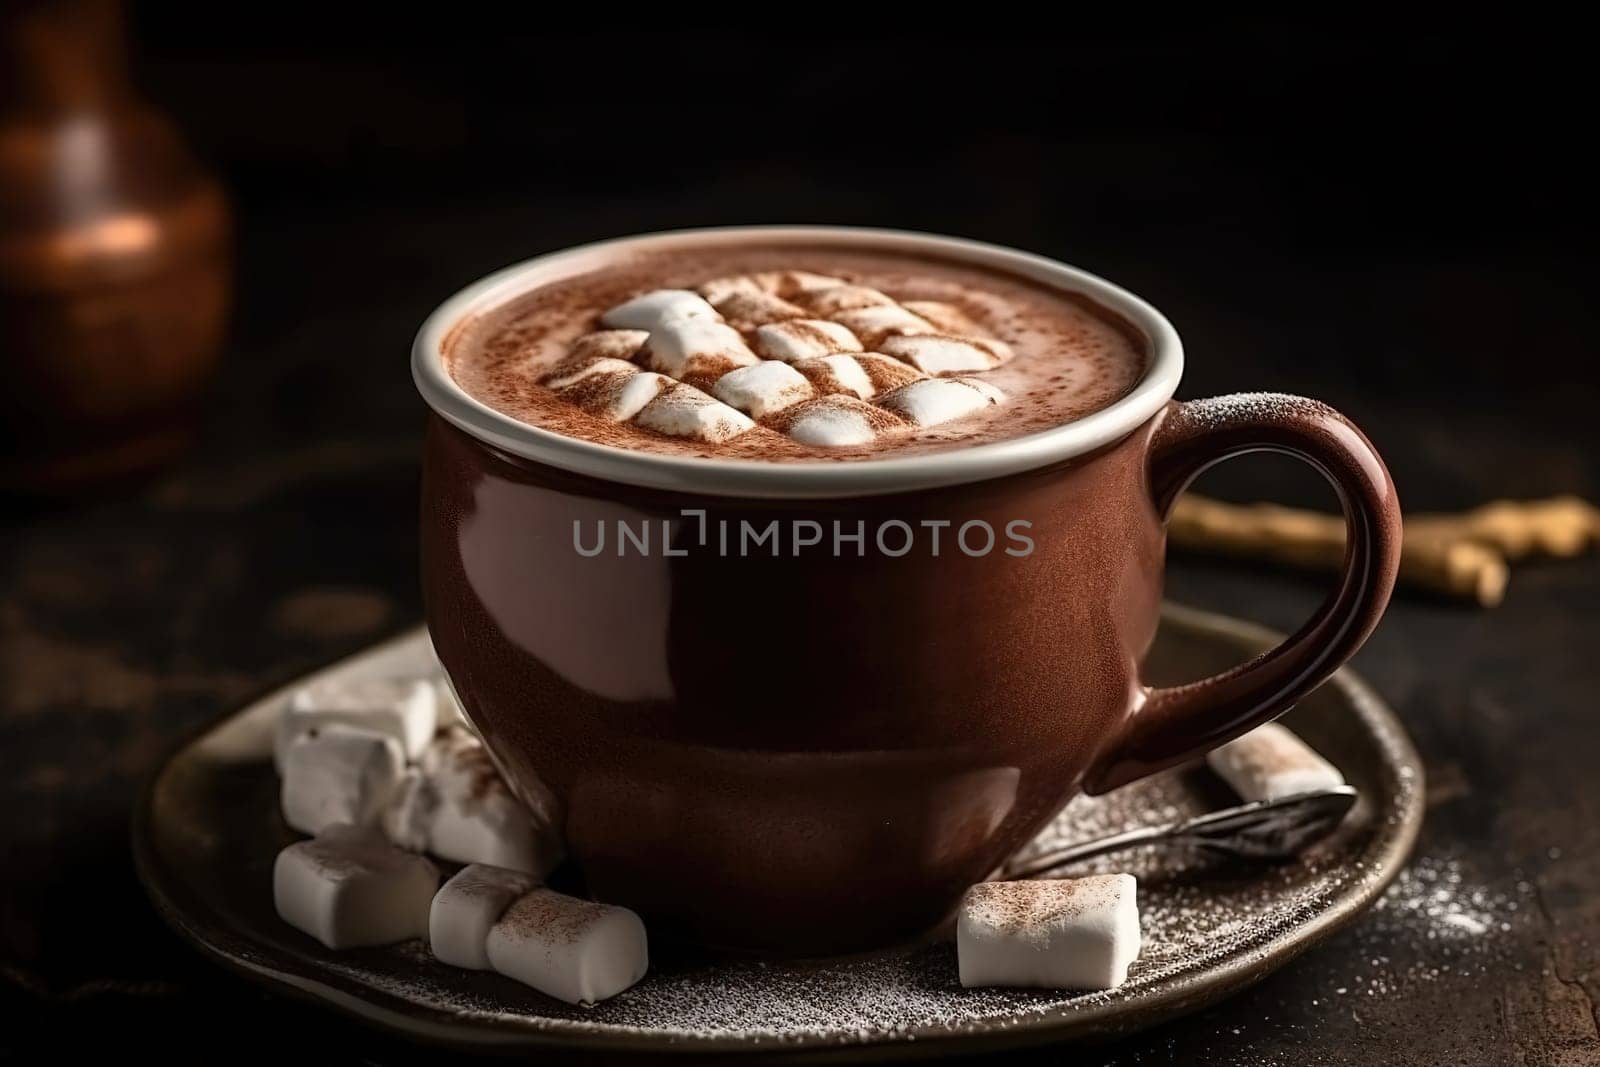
left=1003, top=823, right=1170, bottom=879
left=1000, top=786, right=1359, bottom=880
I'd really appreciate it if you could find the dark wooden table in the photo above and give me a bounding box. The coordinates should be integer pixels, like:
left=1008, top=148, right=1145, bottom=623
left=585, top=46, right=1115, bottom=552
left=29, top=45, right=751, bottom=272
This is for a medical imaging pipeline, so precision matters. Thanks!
left=3, top=21, right=1597, bottom=1056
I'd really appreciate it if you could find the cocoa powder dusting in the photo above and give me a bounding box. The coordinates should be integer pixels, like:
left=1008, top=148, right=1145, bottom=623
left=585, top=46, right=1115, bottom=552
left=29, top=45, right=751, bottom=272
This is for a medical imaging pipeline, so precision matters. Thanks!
left=496, top=890, right=612, bottom=946
left=965, top=876, right=1125, bottom=934
left=443, top=244, right=1148, bottom=462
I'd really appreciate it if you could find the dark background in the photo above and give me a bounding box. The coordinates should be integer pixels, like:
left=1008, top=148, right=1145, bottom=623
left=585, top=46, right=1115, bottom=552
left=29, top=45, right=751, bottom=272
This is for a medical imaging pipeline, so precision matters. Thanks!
left=3, top=14, right=1597, bottom=1064
left=129, top=14, right=1600, bottom=504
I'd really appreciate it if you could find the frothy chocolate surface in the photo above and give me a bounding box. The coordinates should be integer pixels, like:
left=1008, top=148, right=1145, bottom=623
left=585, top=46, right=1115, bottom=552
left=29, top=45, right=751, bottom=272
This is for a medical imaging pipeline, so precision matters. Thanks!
left=444, top=245, right=1148, bottom=462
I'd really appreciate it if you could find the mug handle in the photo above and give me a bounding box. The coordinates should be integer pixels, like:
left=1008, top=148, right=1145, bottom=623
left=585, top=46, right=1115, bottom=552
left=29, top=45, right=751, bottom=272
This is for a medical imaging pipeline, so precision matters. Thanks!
left=1084, top=393, right=1404, bottom=794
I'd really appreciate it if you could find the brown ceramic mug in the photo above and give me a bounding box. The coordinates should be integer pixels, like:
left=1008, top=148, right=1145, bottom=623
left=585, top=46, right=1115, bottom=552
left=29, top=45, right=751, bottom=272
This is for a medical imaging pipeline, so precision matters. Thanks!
left=413, top=228, right=1402, bottom=955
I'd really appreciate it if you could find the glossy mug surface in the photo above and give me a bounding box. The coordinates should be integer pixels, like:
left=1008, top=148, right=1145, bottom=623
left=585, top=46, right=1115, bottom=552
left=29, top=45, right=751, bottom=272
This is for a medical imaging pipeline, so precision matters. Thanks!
left=414, top=228, right=1402, bottom=954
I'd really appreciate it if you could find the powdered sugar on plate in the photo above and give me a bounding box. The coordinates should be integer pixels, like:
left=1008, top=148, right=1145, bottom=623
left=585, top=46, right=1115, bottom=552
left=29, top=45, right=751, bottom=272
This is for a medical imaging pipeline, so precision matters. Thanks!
left=141, top=611, right=1429, bottom=1053
left=306, top=759, right=1423, bottom=1048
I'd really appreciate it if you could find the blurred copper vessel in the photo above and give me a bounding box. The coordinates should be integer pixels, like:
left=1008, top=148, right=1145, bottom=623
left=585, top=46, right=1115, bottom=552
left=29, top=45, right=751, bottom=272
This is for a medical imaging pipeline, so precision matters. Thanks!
left=1, top=0, right=230, bottom=489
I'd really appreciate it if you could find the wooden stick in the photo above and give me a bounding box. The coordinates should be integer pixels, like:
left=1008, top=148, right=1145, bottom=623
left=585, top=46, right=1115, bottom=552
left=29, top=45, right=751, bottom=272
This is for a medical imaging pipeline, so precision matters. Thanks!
left=1167, top=495, right=1600, bottom=607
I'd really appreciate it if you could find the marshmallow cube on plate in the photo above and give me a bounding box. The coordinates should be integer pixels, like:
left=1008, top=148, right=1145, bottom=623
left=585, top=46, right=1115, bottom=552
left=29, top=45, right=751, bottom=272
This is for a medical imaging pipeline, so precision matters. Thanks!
left=427, top=732, right=564, bottom=875
left=382, top=767, right=435, bottom=852
left=429, top=864, right=541, bottom=970
left=957, top=875, right=1141, bottom=991
left=275, top=676, right=437, bottom=772
left=386, top=728, right=565, bottom=878
left=273, top=825, right=439, bottom=949
left=432, top=674, right=473, bottom=732
left=487, top=889, right=649, bottom=1005
left=280, top=723, right=405, bottom=836
left=1206, top=722, right=1345, bottom=802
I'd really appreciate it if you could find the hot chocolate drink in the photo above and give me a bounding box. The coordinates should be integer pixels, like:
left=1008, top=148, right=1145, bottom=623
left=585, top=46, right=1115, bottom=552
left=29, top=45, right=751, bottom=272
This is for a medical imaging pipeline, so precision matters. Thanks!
left=444, top=245, right=1147, bottom=461
left=417, top=227, right=1402, bottom=954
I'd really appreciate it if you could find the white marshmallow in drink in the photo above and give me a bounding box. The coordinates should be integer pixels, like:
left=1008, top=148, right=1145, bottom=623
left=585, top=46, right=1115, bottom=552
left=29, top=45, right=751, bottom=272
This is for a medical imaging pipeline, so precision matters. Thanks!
left=273, top=824, right=439, bottom=950
left=852, top=352, right=927, bottom=390
left=710, top=289, right=807, bottom=329
left=605, top=372, right=676, bottom=421
left=829, top=303, right=935, bottom=347
left=543, top=358, right=672, bottom=422
left=562, top=329, right=649, bottom=365
left=782, top=394, right=898, bottom=447
left=486, top=889, right=649, bottom=1005
left=280, top=723, right=405, bottom=836
left=541, top=356, right=639, bottom=391
left=275, top=676, right=436, bottom=772
left=957, top=875, right=1141, bottom=991
left=878, top=334, right=1013, bottom=375
left=752, top=319, right=863, bottom=362
left=429, top=863, right=541, bottom=970
left=790, top=354, right=877, bottom=399
left=600, top=289, right=717, bottom=332
left=1206, top=722, right=1345, bottom=802
left=795, top=283, right=896, bottom=315
left=638, top=315, right=760, bottom=380
left=900, top=299, right=988, bottom=336
left=697, top=271, right=843, bottom=304
left=879, top=377, right=1005, bottom=428
left=712, top=360, right=815, bottom=418
left=634, top=382, right=755, bottom=443
left=696, top=274, right=763, bottom=304
left=751, top=269, right=844, bottom=295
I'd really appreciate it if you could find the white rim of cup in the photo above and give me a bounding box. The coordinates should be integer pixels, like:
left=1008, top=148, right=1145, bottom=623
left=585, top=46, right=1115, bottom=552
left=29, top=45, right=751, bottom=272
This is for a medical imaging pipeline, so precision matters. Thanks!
left=412, top=226, right=1184, bottom=499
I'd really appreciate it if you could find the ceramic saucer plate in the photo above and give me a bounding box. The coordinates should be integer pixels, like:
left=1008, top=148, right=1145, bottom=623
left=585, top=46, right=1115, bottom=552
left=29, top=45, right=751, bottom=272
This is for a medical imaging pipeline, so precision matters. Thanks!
left=134, top=603, right=1422, bottom=1059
